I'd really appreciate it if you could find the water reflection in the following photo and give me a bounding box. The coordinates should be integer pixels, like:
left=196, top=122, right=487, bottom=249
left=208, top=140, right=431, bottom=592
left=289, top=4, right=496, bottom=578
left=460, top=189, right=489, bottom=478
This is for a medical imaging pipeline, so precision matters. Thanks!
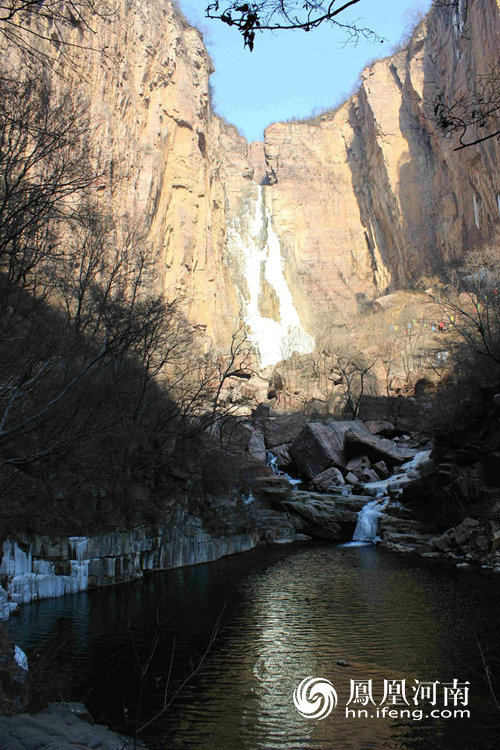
left=8, top=544, right=500, bottom=749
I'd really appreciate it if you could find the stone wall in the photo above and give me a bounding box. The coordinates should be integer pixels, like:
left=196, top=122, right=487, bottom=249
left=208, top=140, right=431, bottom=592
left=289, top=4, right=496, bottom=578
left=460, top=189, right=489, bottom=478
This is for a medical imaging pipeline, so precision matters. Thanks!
left=0, top=496, right=297, bottom=618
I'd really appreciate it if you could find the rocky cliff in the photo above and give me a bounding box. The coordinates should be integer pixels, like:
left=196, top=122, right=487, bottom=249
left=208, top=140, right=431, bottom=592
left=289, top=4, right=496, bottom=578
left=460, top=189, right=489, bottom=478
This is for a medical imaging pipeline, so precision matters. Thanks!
left=3, top=0, right=499, bottom=360
left=260, top=0, right=500, bottom=330
left=4, top=0, right=258, bottom=348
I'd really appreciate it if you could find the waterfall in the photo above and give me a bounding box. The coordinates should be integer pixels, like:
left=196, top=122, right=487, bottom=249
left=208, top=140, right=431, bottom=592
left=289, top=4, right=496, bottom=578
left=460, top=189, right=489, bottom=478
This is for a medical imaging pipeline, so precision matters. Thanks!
left=227, top=185, right=314, bottom=368
left=267, top=451, right=302, bottom=487
left=352, top=499, right=389, bottom=543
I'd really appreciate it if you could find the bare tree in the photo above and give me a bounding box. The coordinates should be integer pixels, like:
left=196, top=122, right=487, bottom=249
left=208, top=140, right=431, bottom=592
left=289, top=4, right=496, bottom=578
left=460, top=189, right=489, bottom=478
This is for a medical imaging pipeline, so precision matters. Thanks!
left=332, top=349, right=378, bottom=418
left=0, top=0, right=114, bottom=67
left=433, top=62, right=500, bottom=151
left=205, top=0, right=382, bottom=50
left=426, top=242, right=500, bottom=368
left=0, top=75, right=97, bottom=295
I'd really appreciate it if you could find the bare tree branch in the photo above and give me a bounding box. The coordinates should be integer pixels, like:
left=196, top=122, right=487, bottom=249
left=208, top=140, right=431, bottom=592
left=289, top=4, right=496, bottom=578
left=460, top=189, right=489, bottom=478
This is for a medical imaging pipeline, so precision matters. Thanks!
left=205, top=0, right=382, bottom=50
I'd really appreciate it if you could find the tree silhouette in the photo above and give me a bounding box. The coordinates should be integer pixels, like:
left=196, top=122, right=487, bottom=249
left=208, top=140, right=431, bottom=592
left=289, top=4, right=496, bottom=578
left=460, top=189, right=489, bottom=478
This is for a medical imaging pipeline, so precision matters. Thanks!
left=434, top=63, right=500, bottom=151
left=205, top=0, right=382, bottom=50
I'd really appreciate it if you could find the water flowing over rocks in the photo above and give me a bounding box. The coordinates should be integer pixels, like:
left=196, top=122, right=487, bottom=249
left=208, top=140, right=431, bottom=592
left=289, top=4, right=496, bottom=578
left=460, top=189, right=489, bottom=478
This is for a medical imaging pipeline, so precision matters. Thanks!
left=263, top=411, right=437, bottom=547
left=277, top=491, right=368, bottom=540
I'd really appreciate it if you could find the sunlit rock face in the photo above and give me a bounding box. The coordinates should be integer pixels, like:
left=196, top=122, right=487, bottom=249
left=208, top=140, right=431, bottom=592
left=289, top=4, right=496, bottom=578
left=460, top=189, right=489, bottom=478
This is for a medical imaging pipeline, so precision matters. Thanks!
left=259, top=0, right=500, bottom=329
left=4, top=0, right=499, bottom=360
left=4, top=0, right=256, bottom=348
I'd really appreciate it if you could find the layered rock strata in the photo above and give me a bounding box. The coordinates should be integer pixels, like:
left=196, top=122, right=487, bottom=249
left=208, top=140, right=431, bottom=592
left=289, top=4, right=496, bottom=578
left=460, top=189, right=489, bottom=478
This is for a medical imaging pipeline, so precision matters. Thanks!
left=0, top=496, right=297, bottom=618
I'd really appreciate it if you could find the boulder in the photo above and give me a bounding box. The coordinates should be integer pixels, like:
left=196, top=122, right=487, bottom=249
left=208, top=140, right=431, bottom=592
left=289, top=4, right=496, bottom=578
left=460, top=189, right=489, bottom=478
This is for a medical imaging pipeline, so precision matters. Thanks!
left=430, top=531, right=455, bottom=551
left=218, top=418, right=253, bottom=454
left=373, top=460, right=389, bottom=478
left=359, top=468, right=381, bottom=484
left=290, top=420, right=370, bottom=478
left=247, top=429, right=266, bottom=463
left=269, top=443, right=293, bottom=470
left=0, top=703, right=145, bottom=749
left=344, top=429, right=416, bottom=468
left=276, top=491, right=364, bottom=540
left=453, top=517, right=479, bottom=545
left=365, top=420, right=398, bottom=437
left=346, top=456, right=371, bottom=472
left=472, top=533, right=490, bottom=553
left=311, top=466, right=345, bottom=492
left=346, top=471, right=360, bottom=486
left=264, top=413, right=308, bottom=448
left=252, top=476, right=292, bottom=502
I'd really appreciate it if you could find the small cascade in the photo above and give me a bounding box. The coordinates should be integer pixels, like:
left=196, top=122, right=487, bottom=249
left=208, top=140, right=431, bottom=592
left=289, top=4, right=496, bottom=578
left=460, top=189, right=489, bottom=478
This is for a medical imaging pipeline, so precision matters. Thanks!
left=267, top=451, right=302, bottom=487
left=226, top=185, right=314, bottom=367
left=352, top=499, right=389, bottom=543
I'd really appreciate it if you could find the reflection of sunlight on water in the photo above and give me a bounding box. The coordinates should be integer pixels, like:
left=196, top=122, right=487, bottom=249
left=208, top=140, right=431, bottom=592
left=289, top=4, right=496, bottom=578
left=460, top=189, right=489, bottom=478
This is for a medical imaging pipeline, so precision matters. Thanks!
left=241, top=546, right=446, bottom=748
left=8, top=544, right=500, bottom=750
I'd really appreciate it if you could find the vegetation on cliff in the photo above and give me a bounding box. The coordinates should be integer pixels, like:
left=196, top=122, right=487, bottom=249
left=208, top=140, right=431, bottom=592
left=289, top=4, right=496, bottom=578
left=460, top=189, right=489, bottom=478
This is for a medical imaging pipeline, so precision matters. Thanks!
left=0, top=71, right=255, bottom=536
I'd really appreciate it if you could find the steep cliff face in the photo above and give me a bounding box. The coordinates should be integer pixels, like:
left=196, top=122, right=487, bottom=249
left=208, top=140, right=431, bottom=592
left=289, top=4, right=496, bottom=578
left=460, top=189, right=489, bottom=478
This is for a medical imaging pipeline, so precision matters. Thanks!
left=6, top=0, right=257, bottom=347
left=261, top=0, right=500, bottom=329
left=3, top=0, right=499, bottom=361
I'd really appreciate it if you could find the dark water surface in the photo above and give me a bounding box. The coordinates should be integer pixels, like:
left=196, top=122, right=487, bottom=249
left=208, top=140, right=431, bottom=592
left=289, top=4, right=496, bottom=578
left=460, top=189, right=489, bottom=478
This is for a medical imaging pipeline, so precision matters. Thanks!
left=8, top=543, right=500, bottom=749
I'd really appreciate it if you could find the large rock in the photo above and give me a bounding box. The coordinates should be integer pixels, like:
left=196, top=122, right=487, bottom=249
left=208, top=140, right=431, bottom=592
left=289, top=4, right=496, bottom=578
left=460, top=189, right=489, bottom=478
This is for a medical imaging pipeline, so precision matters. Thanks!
left=275, top=491, right=367, bottom=540
left=268, top=443, right=293, bottom=470
left=311, top=467, right=345, bottom=492
left=346, top=456, right=371, bottom=472
left=264, top=414, right=308, bottom=448
left=252, top=476, right=292, bottom=502
left=373, top=460, right=389, bottom=478
left=290, top=420, right=370, bottom=478
left=247, top=429, right=267, bottom=463
left=365, top=421, right=398, bottom=438
left=0, top=703, right=146, bottom=749
left=344, top=429, right=416, bottom=468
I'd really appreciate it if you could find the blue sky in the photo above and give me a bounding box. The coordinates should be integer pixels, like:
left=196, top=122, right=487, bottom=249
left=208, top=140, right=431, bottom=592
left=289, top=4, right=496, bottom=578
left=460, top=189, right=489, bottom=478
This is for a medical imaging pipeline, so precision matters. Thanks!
left=180, top=1, right=431, bottom=142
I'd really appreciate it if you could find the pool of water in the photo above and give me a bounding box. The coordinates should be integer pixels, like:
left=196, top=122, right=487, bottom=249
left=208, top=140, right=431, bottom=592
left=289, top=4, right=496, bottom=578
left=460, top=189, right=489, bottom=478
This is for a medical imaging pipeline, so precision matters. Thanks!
left=8, top=543, right=500, bottom=749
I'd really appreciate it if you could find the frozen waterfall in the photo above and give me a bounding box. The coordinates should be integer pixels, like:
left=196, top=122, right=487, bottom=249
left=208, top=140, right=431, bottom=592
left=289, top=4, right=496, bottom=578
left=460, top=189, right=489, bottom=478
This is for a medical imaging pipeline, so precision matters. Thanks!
left=352, top=499, right=389, bottom=543
left=227, top=185, right=314, bottom=368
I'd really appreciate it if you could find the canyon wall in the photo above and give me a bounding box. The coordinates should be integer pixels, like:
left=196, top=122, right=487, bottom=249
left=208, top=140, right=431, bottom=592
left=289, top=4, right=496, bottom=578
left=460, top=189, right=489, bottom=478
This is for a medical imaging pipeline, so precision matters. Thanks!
left=3, top=0, right=499, bottom=358
left=5, top=0, right=256, bottom=347
left=260, top=0, right=500, bottom=330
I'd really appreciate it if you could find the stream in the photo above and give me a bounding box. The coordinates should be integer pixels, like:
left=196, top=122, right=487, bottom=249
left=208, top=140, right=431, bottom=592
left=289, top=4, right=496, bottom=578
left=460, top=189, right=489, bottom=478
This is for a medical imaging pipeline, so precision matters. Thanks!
left=8, top=542, right=500, bottom=749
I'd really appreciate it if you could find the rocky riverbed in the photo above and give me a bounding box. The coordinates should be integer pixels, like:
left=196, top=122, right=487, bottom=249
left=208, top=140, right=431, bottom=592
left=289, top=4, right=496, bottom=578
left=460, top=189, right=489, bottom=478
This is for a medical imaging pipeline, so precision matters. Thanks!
left=2, top=394, right=500, bottom=623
